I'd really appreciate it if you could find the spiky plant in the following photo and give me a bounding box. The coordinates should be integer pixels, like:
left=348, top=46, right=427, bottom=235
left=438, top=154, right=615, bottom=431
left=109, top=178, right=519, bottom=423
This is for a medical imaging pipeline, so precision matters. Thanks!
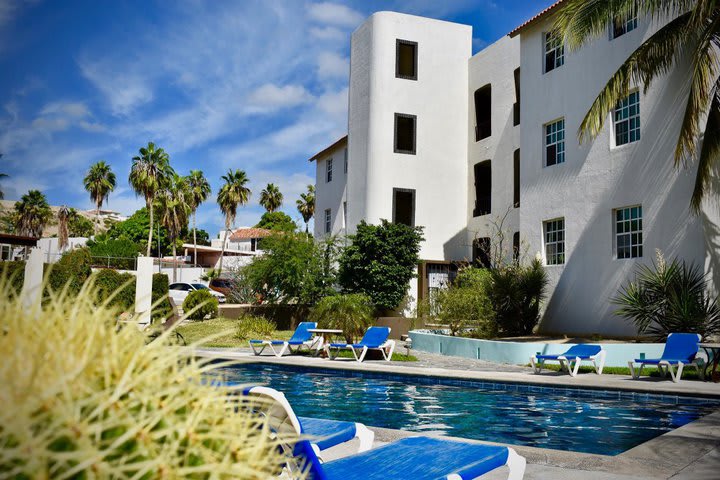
left=309, top=293, right=374, bottom=343
left=0, top=275, right=301, bottom=478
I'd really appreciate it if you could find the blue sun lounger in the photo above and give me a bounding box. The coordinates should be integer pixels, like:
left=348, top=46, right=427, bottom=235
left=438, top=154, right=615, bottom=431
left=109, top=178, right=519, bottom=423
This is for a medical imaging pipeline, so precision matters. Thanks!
left=326, top=326, right=396, bottom=362
left=530, top=344, right=606, bottom=377
left=628, top=333, right=705, bottom=383
left=245, top=386, right=526, bottom=479
left=249, top=321, right=318, bottom=357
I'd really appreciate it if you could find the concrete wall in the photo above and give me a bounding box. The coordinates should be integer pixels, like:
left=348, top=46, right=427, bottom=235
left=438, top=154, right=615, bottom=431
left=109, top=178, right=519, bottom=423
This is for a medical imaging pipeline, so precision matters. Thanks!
left=37, top=237, right=88, bottom=263
left=410, top=331, right=665, bottom=367
left=314, top=145, right=348, bottom=237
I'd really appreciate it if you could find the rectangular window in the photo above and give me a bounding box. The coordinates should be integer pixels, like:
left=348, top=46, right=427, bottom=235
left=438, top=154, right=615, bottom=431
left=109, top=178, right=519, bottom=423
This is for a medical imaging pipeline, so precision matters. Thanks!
left=473, top=160, right=491, bottom=217
left=396, top=39, right=418, bottom=80
left=474, top=85, right=491, bottom=141
left=512, top=231, right=520, bottom=262
left=343, top=201, right=347, bottom=228
left=545, top=118, right=565, bottom=166
left=392, top=188, right=415, bottom=227
left=343, top=148, right=348, bottom=173
left=394, top=113, right=416, bottom=154
left=544, top=30, right=564, bottom=73
left=324, top=208, right=331, bottom=234
left=544, top=218, right=565, bottom=265
left=615, top=205, right=643, bottom=259
left=614, top=91, right=640, bottom=146
left=326, top=158, right=333, bottom=182
left=612, top=7, right=638, bottom=39
left=513, top=68, right=520, bottom=126
left=513, top=149, right=520, bottom=207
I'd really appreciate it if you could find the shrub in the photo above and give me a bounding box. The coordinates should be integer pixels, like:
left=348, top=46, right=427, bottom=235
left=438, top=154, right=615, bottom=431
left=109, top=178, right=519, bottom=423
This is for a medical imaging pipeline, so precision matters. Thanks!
left=236, top=314, right=277, bottom=341
left=0, top=274, right=294, bottom=477
left=339, top=220, right=424, bottom=312
left=93, top=268, right=136, bottom=311
left=309, top=294, right=374, bottom=343
left=612, top=254, right=720, bottom=340
left=0, top=261, right=24, bottom=296
left=489, top=258, right=548, bottom=336
left=46, top=247, right=92, bottom=296
left=87, top=237, right=139, bottom=269
left=151, top=273, right=172, bottom=322
left=183, top=289, right=219, bottom=320
left=431, top=268, right=496, bottom=337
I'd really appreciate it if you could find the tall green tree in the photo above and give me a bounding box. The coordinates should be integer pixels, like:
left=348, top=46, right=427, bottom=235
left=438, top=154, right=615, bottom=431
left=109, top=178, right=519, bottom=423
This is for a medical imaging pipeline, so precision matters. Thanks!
left=83, top=161, right=116, bottom=236
left=129, top=142, right=174, bottom=256
left=217, top=169, right=251, bottom=273
left=156, top=174, right=191, bottom=282
left=186, top=170, right=211, bottom=266
left=14, top=190, right=52, bottom=238
left=57, top=205, right=70, bottom=251
left=296, top=184, right=315, bottom=233
left=555, top=0, right=720, bottom=209
left=259, top=183, right=283, bottom=213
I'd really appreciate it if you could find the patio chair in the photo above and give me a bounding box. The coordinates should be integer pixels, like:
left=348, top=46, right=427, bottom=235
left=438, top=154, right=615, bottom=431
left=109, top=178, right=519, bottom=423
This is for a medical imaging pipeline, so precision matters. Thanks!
left=628, top=333, right=705, bottom=383
left=249, top=321, right=318, bottom=357
left=245, top=386, right=526, bottom=480
left=530, top=344, right=606, bottom=377
left=326, top=326, right=395, bottom=362
left=244, top=386, right=374, bottom=458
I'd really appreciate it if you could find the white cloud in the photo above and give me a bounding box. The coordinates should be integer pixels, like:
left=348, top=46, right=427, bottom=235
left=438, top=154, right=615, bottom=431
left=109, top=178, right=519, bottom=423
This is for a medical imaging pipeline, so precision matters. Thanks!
left=317, top=87, right=348, bottom=118
left=307, top=2, right=363, bottom=28
left=317, top=51, right=348, bottom=79
left=40, top=101, right=89, bottom=118
left=79, top=60, right=154, bottom=116
left=309, top=26, right=345, bottom=41
left=246, top=83, right=314, bottom=113
left=31, top=116, right=69, bottom=132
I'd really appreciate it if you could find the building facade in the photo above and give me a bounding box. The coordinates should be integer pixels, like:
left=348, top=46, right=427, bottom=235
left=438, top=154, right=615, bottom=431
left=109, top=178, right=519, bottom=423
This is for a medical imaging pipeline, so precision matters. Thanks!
left=311, top=5, right=720, bottom=336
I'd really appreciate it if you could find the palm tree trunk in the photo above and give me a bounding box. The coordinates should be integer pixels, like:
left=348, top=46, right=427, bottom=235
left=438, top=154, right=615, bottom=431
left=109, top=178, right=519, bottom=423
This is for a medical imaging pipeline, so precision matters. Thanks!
left=172, top=239, right=177, bottom=283
left=95, top=200, right=100, bottom=236
left=218, top=224, right=229, bottom=274
left=193, top=212, right=198, bottom=267
left=147, top=200, right=154, bottom=257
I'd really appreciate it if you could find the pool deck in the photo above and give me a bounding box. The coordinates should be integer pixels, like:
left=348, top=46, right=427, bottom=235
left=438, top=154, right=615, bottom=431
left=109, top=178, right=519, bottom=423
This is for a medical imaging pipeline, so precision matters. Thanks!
left=196, top=347, right=720, bottom=479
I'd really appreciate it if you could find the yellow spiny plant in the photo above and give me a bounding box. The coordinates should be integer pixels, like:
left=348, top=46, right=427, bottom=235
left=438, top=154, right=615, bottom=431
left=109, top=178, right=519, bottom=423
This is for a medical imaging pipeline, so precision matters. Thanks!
left=0, top=274, right=300, bottom=479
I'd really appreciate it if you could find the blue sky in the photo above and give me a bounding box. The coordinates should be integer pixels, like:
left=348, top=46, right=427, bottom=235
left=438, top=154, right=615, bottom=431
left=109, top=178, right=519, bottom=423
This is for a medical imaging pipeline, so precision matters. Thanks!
left=0, top=0, right=554, bottom=234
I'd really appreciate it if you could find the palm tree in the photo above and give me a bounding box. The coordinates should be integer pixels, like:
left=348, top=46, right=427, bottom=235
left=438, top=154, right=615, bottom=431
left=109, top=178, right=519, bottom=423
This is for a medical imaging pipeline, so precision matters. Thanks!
left=259, top=183, right=283, bottom=213
left=296, top=184, right=315, bottom=233
left=186, top=170, right=211, bottom=267
left=14, top=190, right=52, bottom=238
left=129, top=142, right=174, bottom=256
left=0, top=152, right=8, bottom=200
left=217, top=169, right=251, bottom=273
left=83, top=161, right=116, bottom=236
left=57, top=205, right=70, bottom=252
left=554, top=0, right=720, bottom=210
left=156, top=174, right=191, bottom=282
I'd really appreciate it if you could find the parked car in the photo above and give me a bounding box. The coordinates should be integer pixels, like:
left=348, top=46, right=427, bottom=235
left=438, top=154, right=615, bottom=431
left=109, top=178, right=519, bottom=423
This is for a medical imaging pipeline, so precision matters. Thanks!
left=208, top=277, right=233, bottom=296
left=168, top=282, right=226, bottom=305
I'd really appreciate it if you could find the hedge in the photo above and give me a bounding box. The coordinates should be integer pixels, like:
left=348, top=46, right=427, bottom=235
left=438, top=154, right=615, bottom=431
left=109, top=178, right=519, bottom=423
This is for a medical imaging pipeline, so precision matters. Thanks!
left=182, top=289, right=219, bottom=321
left=46, top=248, right=93, bottom=296
left=1, top=261, right=25, bottom=296
left=94, top=269, right=135, bottom=311
left=152, top=273, right=172, bottom=322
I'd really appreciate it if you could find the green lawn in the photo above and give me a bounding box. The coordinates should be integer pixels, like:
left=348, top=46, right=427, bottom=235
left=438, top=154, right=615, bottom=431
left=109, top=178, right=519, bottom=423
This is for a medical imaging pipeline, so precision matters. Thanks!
left=176, top=317, right=417, bottom=361
left=533, top=363, right=703, bottom=380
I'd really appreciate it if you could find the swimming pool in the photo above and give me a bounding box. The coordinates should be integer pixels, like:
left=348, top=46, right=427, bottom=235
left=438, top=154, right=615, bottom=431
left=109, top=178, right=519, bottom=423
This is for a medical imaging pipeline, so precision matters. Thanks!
left=219, top=363, right=720, bottom=455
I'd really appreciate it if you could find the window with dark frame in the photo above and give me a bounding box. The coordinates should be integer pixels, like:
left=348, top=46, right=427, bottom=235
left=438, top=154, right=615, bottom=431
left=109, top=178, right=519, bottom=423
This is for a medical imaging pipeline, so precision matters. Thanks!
left=396, top=39, right=418, bottom=80
left=392, top=188, right=415, bottom=227
left=474, top=85, right=492, bottom=141
left=473, top=160, right=491, bottom=217
left=324, top=208, right=331, bottom=234
left=545, top=118, right=565, bottom=166
left=615, top=205, right=642, bottom=259
left=394, top=113, right=416, bottom=154
left=544, top=218, right=565, bottom=265
left=513, top=149, right=520, bottom=207
left=614, top=91, right=640, bottom=146
left=343, top=201, right=347, bottom=228
left=326, top=158, right=333, bottom=182
left=473, top=237, right=491, bottom=268
left=513, top=68, right=520, bottom=126
left=544, top=30, right=564, bottom=73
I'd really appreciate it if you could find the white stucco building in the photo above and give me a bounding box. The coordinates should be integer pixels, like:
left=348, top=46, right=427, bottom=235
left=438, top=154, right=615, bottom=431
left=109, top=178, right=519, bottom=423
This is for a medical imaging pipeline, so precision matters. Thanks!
left=310, top=5, right=720, bottom=337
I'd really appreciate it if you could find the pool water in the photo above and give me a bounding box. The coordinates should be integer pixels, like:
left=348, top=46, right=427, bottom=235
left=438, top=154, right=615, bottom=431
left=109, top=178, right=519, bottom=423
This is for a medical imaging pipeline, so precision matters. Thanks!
left=219, top=363, right=720, bottom=455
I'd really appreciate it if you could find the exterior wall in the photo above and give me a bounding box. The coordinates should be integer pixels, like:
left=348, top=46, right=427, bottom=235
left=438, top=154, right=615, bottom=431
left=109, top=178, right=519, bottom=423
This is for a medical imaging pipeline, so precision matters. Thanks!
left=519, top=14, right=718, bottom=336
left=313, top=146, right=348, bottom=237
left=466, top=36, right=520, bottom=260
left=347, top=12, right=472, bottom=261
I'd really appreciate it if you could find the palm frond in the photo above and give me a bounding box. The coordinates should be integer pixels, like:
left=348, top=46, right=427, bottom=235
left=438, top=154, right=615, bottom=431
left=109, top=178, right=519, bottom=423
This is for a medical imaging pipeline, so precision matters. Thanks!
left=554, top=0, right=636, bottom=50
left=691, top=79, right=720, bottom=210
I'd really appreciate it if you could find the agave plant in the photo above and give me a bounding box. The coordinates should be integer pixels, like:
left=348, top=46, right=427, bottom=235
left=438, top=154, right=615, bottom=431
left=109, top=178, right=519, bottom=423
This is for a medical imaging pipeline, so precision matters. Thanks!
left=0, top=274, right=301, bottom=478
left=612, top=253, right=720, bottom=340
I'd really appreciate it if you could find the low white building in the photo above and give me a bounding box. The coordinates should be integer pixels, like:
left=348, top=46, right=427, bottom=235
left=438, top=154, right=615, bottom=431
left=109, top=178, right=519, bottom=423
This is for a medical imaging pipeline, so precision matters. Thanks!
left=311, top=5, right=720, bottom=336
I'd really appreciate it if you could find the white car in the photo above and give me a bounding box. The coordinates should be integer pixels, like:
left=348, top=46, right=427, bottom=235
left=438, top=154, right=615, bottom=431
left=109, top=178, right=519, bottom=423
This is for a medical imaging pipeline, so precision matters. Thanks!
left=168, top=282, right=226, bottom=305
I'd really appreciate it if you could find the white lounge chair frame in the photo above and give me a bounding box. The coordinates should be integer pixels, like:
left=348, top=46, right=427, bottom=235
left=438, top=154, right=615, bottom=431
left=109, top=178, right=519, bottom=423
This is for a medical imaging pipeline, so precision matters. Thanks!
left=628, top=358, right=705, bottom=383
left=248, top=386, right=374, bottom=457
left=250, top=336, right=320, bottom=358
left=531, top=350, right=606, bottom=377
left=327, top=339, right=396, bottom=362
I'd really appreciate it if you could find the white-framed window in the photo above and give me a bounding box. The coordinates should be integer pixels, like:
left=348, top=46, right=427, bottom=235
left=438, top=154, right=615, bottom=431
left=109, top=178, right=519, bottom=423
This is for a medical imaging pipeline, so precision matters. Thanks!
left=544, top=30, right=564, bottom=73
left=615, top=205, right=642, bottom=259
left=324, top=208, right=331, bottom=234
left=326, top=158, right=333, bottom=183
left=543, top=218, right=565, bottom=265
left=614, top=91, right=640, bottom=146
left=611, top=7, right=638, bottom=39
left=343, top=148, right=348, bottom=173
left=545, top=118, right=565, bottom=166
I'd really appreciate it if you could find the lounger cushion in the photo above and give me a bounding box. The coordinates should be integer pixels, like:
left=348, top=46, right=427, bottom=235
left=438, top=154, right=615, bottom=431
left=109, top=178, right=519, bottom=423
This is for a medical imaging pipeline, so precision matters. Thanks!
left=536, top=353, right=595, bottom=361
left=298, top=416, right=356, bottom=451
left=633, top=358, right=691, bottom=365
left=357, top=327, right=390, bottom=349
left=319, top=437, right=509, bottom=480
